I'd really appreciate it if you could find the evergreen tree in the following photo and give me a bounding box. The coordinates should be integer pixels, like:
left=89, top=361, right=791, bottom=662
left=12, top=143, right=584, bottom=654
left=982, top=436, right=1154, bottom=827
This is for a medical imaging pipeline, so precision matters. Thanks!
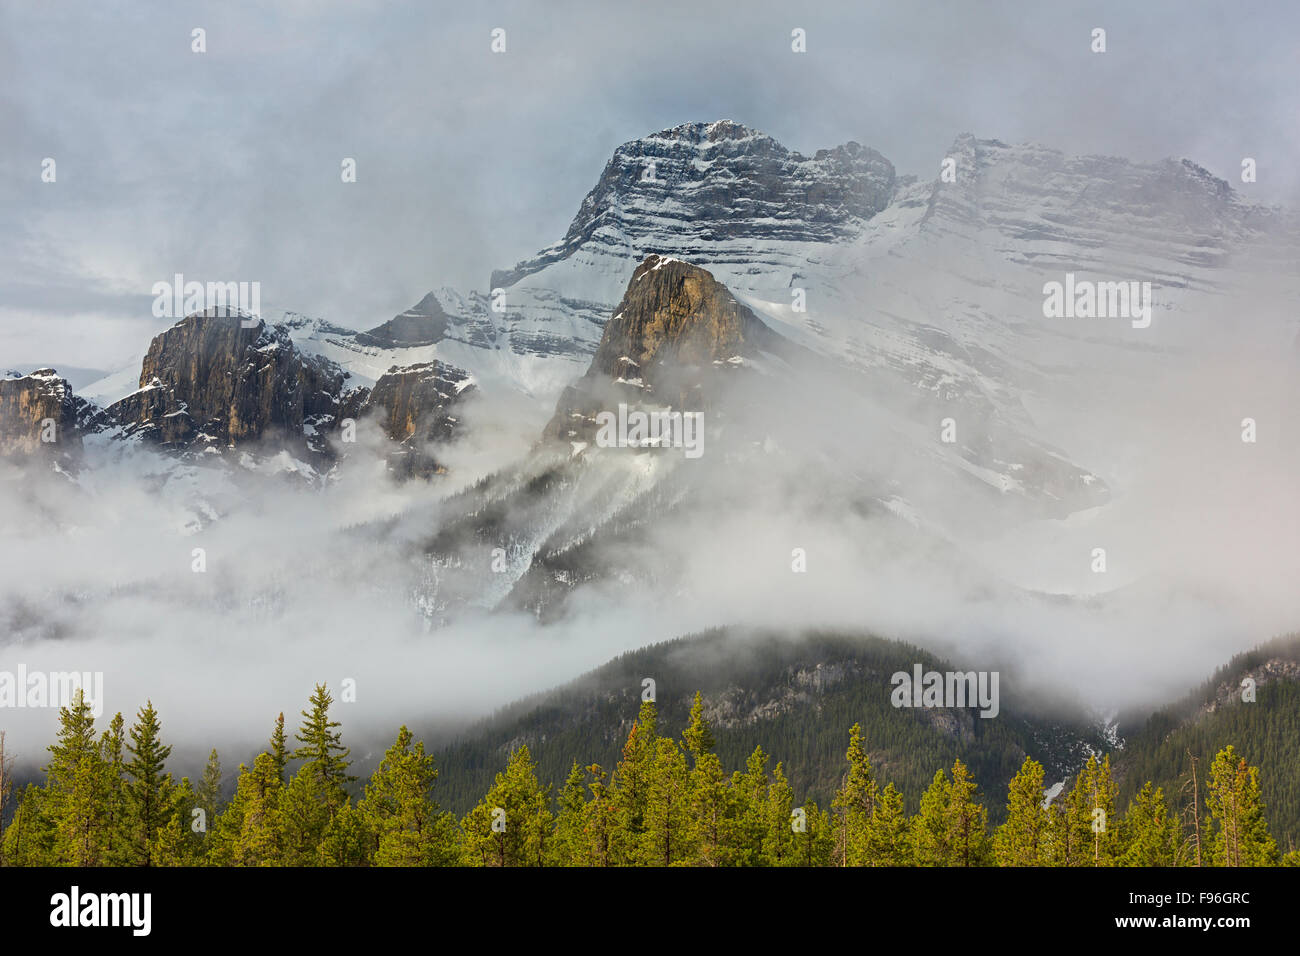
left=762, top=762, right=799, bottom=866
left=1050, top=755, right=1118, bottom=866
left=209, top=754, right=283, bottom=866
left=912, top=769, right=952, bottom=866
left=947, top=759, right=991, bottom=867
left=726, top=746, right=772, bottom=867
left=832, top=723, right=879, bottom=865
left=682, top=703, right=728, bottom=866
left=994, top=757, right=1050, bottom=866
left=548, top=761, right=589, bottom=866
left=122, top=701, right=174, bottom=866
left=196, top=748, right=223, bottom=829
left=151, top=777, right=207, bottom=866
left=461, top=746, right=551, bottom=866
left=863, top=782, right=912, bottom=865
left=270, top=713, right=288, bottom=785
left=580, top=764, right=615, bottom=867
left=278, top=770, right=332, bottom=865
left=795, top=799, right=835, bottom=867
left=43, top=690, right=112, bottom=865
left=100, top=712, right=129, bottom=865
left=682, top=691, right=715, bottom=762
left=1064, top=755, right=1119, bottom=866
left=100, top=712, right=125, bottom=778
left=640, top=735, right=690, bottom=865
left=1044, top=798, right=1075, bottom=866
left=1117, top=782, right=1181, bottom=867
left=361, top=726, right=457, bottom=866
left=607, top=701, right=658, bottom=864
left=1206, top=746, right=1278, bottom=866
left=292, top=685, right=356, bottom=809
left=1, top=784, right=52, bottom=866
left=317, top=799, right=372, bottom=866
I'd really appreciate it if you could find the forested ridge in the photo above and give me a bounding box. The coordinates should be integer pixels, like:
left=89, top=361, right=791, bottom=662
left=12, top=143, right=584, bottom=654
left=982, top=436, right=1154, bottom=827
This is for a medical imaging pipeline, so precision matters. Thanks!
left=0, top=680, right=1293, bottom=867
left=1115, top=633, right=1300, bottom=850
left=432, top=629, right=1107, bottom=820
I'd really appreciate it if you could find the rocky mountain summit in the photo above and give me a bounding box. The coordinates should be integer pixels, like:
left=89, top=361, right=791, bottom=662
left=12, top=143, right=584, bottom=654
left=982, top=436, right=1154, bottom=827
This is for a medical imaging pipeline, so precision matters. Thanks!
left=281, top=121, right=909, bottom=402
left=492, top=120, right=898, bottom=289
left=364, top=361, right=475, bottom=478
left=105, top=313, right=350, bottom=453
left=0, top=368, right=96, bottom=460
left=586, top=255, right=777, bottom=383
left=545, top=254, right=779, bottom=444
left=0, top=312, right=475, bottom=479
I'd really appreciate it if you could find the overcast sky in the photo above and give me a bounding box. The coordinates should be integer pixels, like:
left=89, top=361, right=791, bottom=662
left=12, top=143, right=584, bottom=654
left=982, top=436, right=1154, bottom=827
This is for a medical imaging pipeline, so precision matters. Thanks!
left=3, top=0, right=1297, bottom=372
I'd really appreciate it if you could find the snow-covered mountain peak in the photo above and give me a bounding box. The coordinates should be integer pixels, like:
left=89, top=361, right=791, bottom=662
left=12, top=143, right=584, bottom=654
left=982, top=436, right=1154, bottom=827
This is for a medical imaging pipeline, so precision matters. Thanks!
left=490, top=120, right=897, bottom=291
left=921, top=134, right=1263, bottom=253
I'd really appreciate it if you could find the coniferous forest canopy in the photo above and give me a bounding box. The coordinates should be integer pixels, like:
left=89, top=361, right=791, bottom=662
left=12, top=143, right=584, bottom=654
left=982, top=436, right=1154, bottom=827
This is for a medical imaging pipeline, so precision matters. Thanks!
left=1, top=657, right=1295, bottom=867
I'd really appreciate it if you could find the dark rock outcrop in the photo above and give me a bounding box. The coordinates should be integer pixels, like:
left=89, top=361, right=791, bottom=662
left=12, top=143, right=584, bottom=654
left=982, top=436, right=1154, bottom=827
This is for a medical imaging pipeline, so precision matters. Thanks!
left=355, top=293, right=452, bottom=349
left=362, top=361, right=475, bottom=478
left=588, top=255, right=775, bottom=381
left=366, top=361, right=472, bottom=444
left=545, top=254, right=775, bottom=444
left=0, top=369, right=96, bottom=458
left=0, top=312, right=479, bottom=477
left=105, top=312, right=346, bottom=453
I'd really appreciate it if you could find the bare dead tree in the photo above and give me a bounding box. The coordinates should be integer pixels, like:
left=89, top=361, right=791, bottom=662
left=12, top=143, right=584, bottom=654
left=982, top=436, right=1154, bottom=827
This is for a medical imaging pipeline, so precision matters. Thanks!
left=0, top=731, right=12, bottom=867
left=1180, top=749, right=1202, bottom=868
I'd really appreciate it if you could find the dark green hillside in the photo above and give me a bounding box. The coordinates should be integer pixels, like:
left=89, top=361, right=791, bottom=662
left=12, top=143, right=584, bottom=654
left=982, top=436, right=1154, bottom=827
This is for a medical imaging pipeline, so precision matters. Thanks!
left=1115, top=633, right=1300, bottom=850
left=431, top=627, right=1106, bottom=819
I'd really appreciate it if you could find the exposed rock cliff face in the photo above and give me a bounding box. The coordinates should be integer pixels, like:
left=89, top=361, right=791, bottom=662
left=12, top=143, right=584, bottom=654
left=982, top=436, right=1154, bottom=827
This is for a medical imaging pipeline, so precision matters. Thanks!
left=545, top=254, right=775, bottom=443
left=0, top=369, right=95, bottom=457
left=364, top=361, right=475, bottom=478
left=0, top=312, right=475, bottom=476
left=367, top=361, right=473, bottom=443
left=355, top=293, right=453, bottom=349
left=588, top=255, right=775, bottom=380
left=106, top=312, right=346, bottom=452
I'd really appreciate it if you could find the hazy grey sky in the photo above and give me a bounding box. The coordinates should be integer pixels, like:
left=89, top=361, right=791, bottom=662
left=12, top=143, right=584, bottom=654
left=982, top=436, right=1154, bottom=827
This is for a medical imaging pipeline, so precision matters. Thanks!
left=3, top=0, right=1297, bottom=370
